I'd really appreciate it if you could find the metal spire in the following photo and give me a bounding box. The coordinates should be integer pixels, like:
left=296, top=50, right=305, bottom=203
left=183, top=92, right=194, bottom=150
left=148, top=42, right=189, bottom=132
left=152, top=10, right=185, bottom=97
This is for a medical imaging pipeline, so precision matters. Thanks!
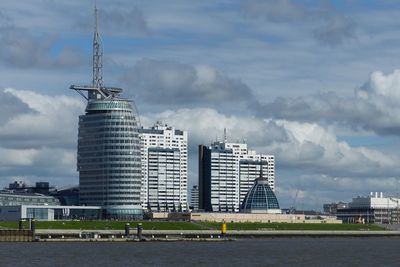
left=70, top=3, right=124, bottom=101
left=92, top=3, right=103, bottom=89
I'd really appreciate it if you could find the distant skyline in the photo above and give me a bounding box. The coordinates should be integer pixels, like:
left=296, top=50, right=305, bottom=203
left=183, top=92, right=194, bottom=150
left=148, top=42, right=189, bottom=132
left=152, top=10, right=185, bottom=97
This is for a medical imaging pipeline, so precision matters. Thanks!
left=1, top=1, right=400, bottom=209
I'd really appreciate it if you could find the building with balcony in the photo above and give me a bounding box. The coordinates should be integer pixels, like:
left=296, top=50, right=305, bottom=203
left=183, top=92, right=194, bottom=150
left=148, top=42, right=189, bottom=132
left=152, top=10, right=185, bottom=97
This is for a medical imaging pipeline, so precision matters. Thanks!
left=139, top=123, right=188, bottom=211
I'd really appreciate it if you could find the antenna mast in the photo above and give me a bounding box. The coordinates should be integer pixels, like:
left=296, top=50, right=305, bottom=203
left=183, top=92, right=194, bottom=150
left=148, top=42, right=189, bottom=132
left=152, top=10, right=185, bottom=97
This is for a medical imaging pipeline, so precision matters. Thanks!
left=70, top=3, right=123, bottom=101
left=223, top=128, right=227, bottom=143
left=93, top=4, right=103, bottom=89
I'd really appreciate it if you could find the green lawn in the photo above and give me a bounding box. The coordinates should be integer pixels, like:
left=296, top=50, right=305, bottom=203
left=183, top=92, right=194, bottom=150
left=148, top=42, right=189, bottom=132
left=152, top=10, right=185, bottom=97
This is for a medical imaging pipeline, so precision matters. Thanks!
left=0, top=220, right=384, bottom=231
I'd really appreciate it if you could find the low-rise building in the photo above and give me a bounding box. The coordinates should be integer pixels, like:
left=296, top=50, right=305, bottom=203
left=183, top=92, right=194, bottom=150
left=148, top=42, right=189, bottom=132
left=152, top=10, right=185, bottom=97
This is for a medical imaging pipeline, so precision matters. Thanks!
left=0, top=192, right=60, bottom=206
left=323, top=202, right=348, bottom=215
left=0, top=205, right=102, bottom=221
left=337, top=192, right=400, bottom=224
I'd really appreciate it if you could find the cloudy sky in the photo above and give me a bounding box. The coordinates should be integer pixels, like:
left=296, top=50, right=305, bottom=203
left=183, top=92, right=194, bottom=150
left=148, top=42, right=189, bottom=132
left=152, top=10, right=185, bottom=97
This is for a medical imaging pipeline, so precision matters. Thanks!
left=2, top=0, right=400, bottom=210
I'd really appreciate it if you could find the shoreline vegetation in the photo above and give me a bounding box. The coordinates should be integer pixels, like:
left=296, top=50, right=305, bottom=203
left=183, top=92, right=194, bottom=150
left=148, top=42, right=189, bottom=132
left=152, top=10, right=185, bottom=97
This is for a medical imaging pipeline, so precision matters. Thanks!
left=0, top=221, right=385, bottom=231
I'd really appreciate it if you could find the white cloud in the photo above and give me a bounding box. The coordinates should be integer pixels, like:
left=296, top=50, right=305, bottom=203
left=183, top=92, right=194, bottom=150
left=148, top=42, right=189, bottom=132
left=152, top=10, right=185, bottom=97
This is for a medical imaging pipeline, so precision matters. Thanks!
left=257, top=69, right=400, bottom=136
left=0, top=88, right=83, bottom=185
left=142, top=108, right=399, bottom=178
left=0, top=148, right=37, bottom=166
left=123, top=59, right=255, bottom=109
left=0, top=88, right=84, bottom=149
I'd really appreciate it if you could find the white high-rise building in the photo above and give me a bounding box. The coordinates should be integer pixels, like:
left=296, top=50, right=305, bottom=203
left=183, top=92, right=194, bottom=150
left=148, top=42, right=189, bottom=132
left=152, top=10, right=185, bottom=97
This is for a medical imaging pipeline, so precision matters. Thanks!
left=139, top=122, right=188, bottom=211
left=199, top=140, right=275, bottom=212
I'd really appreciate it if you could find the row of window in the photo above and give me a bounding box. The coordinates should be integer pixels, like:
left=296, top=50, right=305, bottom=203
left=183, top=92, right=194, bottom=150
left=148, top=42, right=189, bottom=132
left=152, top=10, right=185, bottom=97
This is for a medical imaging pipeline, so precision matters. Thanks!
left=78, top=158, right=141, bottom=164
left=80, top=169, right=141, bottom=174
left=80, top=127, right=137, bottom=133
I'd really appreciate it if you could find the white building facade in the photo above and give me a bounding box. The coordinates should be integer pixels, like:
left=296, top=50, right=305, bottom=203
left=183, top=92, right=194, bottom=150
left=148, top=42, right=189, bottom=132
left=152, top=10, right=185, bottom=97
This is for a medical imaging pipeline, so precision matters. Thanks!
left=199, top=140, right=275, bottom=212
left=337, top=192, right=400, bottom=224
left=139, top=123, right=188, bottom=211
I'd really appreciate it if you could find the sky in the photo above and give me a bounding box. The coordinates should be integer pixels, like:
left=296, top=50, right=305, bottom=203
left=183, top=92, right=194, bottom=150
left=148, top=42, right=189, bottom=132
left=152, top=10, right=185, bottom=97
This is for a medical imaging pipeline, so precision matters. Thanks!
left=2, top=0, right=400, bottom=210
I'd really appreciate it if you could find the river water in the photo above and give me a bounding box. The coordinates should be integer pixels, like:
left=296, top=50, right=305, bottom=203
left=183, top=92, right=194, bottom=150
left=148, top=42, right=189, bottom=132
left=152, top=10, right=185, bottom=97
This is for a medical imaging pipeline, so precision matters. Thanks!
left=0, top=237, right=398, bottom=266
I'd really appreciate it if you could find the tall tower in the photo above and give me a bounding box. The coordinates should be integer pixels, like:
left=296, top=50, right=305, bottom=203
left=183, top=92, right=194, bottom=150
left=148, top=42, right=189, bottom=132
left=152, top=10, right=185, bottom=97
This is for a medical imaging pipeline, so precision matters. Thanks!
left=70, top=6, right=142, bottom=219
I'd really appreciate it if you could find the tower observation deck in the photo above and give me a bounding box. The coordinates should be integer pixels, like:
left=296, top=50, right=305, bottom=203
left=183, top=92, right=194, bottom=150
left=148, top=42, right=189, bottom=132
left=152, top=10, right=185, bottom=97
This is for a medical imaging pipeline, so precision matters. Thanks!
left=70, top=6, right=142, bottom=219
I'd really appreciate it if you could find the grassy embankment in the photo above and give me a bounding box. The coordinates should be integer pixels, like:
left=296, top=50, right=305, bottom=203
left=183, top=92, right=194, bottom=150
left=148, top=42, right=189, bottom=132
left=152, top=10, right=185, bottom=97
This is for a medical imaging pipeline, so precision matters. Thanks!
left=0, top=221, right=384, bottom=231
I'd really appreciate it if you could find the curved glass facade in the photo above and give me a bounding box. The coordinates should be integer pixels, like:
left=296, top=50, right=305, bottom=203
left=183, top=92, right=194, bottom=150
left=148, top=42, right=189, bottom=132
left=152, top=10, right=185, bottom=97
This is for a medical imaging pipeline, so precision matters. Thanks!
left=240, top=178, right=280, bottom=212
left=78, top=99, right=142, bottom=218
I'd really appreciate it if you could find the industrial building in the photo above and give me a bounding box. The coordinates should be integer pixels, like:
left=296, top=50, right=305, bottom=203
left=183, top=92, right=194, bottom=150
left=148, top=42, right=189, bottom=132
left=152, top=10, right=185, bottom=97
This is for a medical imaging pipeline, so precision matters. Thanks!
left=70, top=7, right=142, bottom=219
left=337, top=192, right=400, bottom=224
left=198, top=137, right=275, bottom=212
left=139, top=123, right=188, bottom=211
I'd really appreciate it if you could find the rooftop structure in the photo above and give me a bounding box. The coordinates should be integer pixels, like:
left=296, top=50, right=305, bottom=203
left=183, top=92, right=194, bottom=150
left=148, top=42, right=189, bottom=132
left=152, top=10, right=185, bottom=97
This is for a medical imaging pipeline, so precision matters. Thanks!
left=6, top=181, right=52, bottom=195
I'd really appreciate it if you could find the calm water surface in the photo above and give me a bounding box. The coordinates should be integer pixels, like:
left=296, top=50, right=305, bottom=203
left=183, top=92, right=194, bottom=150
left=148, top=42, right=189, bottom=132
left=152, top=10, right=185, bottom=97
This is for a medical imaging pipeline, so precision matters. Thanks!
left=0, top=237, right=399, bottom=267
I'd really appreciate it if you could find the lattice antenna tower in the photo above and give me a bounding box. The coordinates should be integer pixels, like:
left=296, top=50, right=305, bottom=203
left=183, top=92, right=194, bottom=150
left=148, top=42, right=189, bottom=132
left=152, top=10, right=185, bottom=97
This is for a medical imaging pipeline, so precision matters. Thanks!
left=70, top=4, right=123, bottom=100
left=92, top=3, right=103, bottom=88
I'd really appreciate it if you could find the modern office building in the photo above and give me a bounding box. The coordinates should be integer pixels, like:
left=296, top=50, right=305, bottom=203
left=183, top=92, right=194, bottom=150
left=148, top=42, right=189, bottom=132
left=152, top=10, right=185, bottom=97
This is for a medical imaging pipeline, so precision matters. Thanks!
left=199, top=138, right=275, bottom=212
left=190, top=185, right=199, bottom=211
left=199, top=142, right=238, bottom=212
left=337, top=192, right=400, bottom=224
left=70, top=7, right=142, bottom=219
left=139, top=123, right=188, bottom=211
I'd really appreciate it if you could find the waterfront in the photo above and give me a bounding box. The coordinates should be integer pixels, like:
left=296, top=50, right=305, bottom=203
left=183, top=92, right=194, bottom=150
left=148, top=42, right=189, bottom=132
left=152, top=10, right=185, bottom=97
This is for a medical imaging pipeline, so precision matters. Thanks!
left=0, top=237, right=399, bottom=266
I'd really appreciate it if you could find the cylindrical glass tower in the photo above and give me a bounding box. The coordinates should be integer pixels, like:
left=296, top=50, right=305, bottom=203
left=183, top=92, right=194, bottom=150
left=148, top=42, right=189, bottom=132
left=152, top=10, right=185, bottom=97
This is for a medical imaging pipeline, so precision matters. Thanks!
left=78, top=99, right=142, bottom=219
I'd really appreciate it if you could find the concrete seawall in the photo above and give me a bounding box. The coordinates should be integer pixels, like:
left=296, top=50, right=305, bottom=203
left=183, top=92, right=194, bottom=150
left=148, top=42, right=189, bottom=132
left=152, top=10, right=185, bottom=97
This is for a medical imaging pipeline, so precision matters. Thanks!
left=0, top=230, right=33, bottom=241
left=33, top=229, right=400, bottom=240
